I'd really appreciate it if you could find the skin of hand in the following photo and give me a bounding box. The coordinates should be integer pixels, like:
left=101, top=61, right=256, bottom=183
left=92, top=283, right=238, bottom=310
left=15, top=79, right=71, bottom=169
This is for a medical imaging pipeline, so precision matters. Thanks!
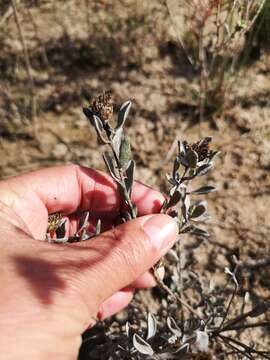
left=0, top=164, right=177, bottom=359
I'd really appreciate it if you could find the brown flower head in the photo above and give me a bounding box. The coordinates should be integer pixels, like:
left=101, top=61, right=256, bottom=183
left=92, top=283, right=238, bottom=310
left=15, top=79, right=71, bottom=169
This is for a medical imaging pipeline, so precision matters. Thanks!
left=185, top=137, right=213, bottom=162
left=90, top=91, right=114, bottom=123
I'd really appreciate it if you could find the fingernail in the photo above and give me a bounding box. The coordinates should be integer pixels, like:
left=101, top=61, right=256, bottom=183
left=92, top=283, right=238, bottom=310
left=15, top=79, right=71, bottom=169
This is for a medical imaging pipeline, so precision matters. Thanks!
left=143, top=214, right=177, bottom=254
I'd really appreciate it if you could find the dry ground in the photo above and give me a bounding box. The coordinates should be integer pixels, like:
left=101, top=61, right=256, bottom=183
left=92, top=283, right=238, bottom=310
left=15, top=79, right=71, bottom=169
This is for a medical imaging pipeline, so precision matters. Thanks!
left=0, top=1, right=270, bottom=358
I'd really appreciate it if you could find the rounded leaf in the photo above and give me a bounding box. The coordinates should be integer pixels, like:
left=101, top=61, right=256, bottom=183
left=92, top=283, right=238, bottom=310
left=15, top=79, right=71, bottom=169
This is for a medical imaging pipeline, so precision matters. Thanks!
left=133, top=334, right=154, bottom=356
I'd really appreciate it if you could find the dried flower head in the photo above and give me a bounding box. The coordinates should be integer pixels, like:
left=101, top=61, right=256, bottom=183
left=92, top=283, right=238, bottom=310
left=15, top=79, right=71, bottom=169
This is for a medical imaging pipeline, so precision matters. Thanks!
left=47, top=212, right=63, bottom=233
left=185, top=137, right=213, bottom=162
left=90, top=91, right=114, bottom=123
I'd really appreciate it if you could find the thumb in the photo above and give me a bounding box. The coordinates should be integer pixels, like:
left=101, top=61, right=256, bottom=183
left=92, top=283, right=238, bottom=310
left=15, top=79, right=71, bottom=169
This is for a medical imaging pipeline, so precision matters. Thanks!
left=68, top=214, right=177, bottom=314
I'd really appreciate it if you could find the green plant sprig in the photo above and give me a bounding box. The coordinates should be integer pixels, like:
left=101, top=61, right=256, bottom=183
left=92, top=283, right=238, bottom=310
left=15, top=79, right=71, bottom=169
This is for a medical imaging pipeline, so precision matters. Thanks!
left=83, top=92, right=137, bottom=221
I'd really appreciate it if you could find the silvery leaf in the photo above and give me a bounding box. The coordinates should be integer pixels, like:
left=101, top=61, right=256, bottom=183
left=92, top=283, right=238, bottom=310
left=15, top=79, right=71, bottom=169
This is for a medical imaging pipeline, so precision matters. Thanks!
left=125, top=321, right=130, bottom=337
left=189, top=201, right=207, bottom=219
left=117, top=100, right=132, bottom=129
left=111, top=128, right=122, bottom=158
left=186, top=149, right=198, bottom=168
left=181, top=194, right=190, bottom=222
left=146, top=313, right=157, bottom=340
left=103, top=152, right=118, bottom=182
left=125, top=159, right=135, bottom=195
left=167, top=317, right=182, bottom=337
left=85, top=114, right=108, bottom=144
left=166, top=249, right=179, bottom=263
left=177, top=154, right=189, bottom=167
left=196, top=163, right=213, bottom=176
left=167, top=190, right=182, bottom=208
left=133, top=334, right=154, bottom=356
left=190, top=186, right=216, bottom=195
left=119, top=136, right=131, bottom=168
left=93, top=115, right=104, bottom=132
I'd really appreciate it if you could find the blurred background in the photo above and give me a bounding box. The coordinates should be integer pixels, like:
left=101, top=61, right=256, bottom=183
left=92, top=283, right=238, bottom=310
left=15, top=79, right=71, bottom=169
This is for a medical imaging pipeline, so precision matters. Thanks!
left=0, top=0, right=270, bottom=358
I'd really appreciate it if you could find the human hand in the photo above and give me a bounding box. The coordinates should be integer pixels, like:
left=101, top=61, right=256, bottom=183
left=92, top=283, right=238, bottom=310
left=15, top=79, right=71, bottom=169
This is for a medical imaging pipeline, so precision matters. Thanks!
left=0, top=165, right=177, bottom=359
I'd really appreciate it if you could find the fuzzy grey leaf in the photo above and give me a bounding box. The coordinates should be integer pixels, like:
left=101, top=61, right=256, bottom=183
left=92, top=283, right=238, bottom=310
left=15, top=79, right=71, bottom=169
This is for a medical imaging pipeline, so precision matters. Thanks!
left=177, top=154, right=189, bottom=167
left=125, top=159, right=135, bottom=195
left=189, top=201, right=207, bottom=219
left=119, top=136, right=131, bottom=168
left=91, top=115, right=109, bottom=144
left=186, top=149, right=198, bottom=168
left=117, top=100, right=132, bottom=129
left=147, top=313, right=157, bottom=340
left=133, top=334, right=154, bottom=356
left=190, top=186, right=216, bottom=195
left=125, top=321, right=130, bottom=337
left=93, top=115, right=104, bottom=132
left=196, top=163, right=213, bottom=176
left=111, top=128, right=123, bottom=158
left=166, top=249, right=179, bottom=263
left=103, top=152, right=118, bottom=181
left=167, top=317, right=182, bottom=338
left=181, top=194, right=190, bottom=222
left=167, top=190, right=182, bottom=208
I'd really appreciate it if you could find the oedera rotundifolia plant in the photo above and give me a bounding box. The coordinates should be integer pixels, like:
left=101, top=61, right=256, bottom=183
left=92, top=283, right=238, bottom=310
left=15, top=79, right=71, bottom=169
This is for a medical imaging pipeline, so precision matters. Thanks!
left=81, top=92, right=219, bottom=316
left=47, top=91, right=219, bottom=293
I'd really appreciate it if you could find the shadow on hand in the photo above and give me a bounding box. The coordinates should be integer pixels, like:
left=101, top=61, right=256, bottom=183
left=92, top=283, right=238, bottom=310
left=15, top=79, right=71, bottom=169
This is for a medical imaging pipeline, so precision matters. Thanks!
left=13, top=170, right=163, bottom=307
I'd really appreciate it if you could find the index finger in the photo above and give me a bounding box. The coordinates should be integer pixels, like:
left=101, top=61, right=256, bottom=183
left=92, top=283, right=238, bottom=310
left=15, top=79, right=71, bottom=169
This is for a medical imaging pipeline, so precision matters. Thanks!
left=0, top=164, right=164, bottom=217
